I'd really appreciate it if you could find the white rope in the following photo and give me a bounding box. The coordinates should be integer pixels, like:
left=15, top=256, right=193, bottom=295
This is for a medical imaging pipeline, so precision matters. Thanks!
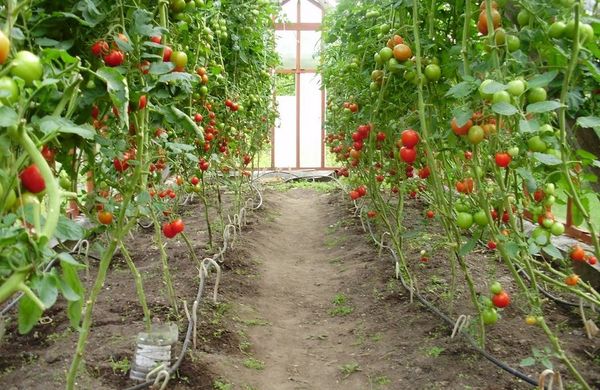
left=538, top=369, right=563, bottom=390
left=451, top=315, right=471, bottom=339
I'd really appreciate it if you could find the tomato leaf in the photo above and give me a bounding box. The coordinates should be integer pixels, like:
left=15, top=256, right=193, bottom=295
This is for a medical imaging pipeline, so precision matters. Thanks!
left=491, top=102, right=518, bottom=116
left=516, top=167, right=537, bottom=192
left=519, top=357, right=536, bottom=367
left=60, top=262, right=84, bottom=329
left=149, top=62, right=174, bottom=75
left=533, top=152, right=562, bottom=166
left=518, top=119, right=539, bottom=133
left=132, top=9, right=154, bottom=36
left=459, top=235, right=477, bottom=256
left=96, top=67, right=129, bottom=129
left=54, top=216, right=85, bottom=242
left=542, top=244, right=563, bottom=260
left=527, top=71, right=558, bottom=88
left=18, top=294, right=43, bottom=334
left=57, top=252, right=85, bottom=268
left=502, top=242, right=520, bottom=259
left=445, top=81, right=478, bottom=98
left=452, top=107, right=473, bottom=127
left=38, top=116, right=95, bottom=139
left=0, top=107, right=19, bottom=127
left=481, top=81, right=507, bottom=94
left=526, top=100, right=562, bottom=114
left=577, top=116, right=600, bottom=129
left=36, top=274, right=58, bottom=308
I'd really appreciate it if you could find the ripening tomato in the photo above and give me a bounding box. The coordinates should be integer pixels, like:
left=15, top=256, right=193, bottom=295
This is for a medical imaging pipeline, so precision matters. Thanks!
left=0, top=31, right=9, bottom=64
left=98, top=210, right=113, bottom=225
left=401, top=129, right=419, bottom=148
left=565, top=274, right=579, bottom=286
left=426, top=210, right=435, bottom=219
left=367, top=210, right=377, bottom=218
left=492, top=291, right=510, bottom=308
left=570, top=245, right=585, bottom=262
left=477, top=9, right=501, bottom=35
left=393, top=44, right=412, bottom=62
left=451, top=117, right=472, bottom=136
left=19, top=164, right=46, bottom=193
left=171, top=51, right=188, bottom=68
left=467, top=125, right=485, bottom=144
left=495, top=152, right=511, bottom=168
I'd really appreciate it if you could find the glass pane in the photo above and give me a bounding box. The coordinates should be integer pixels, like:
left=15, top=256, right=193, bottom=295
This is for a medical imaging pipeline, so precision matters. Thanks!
left=300, top=31, right=320, bottom=69
left=280, top=0, right=298, bottom=23
left=275, top=93, right=297, bottom=168
left=275, top=30, right=297, bottom=69
left=301, top=0, right=322, bottom=23
left=299, top=73, right=322, bottom=168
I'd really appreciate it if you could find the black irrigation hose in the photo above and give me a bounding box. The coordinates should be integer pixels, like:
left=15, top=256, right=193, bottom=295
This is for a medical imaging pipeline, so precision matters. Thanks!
left=358, top=214, right=539, bottom=387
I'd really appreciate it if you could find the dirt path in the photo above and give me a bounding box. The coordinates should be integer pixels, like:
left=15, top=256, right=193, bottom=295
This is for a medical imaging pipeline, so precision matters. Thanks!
left=202, top=187, right=523, bottom=390
left=228, top=189, right=365, bottom=389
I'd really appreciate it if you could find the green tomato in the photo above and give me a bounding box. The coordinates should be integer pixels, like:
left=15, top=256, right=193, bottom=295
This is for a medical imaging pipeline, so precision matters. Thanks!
left=170, top=0, right=186, bottom=12
left=481, top=296, right=493, bottom=308
left=517, top=10, right=530, bottom=27
left=539, top=124, right=554, bottom=135
left=455, top=202, right=470, bottom=213
left=490, top=282, right=503, bottom=295
left=379, top=23, right=390, bottom=34
left=468, top=125, right=485, bottom=145
left=424, top=64, right=441, bottom=82
left=550, top=222, right=565, bottom=236
left=492, top=90, right=511, bottom=104
left=527, top=136, right=547, bottom=152
left=506, top=35, right=520, bottom=52
left=456, top=212, right=474, bottom=230
left=59, top=174, right=72, bottom=191
left=507, top=146, right=519, bottom=157
left=379, top=47, right=393, bottom=62
left=185, top=0, right=196, bottom=12
left=544, top=195, right=556, bottom=207
left=507, top=79, right=525, bottom=96
left=374, top=53, right=384, bottom=66
left=10, top=51, right=43, bottom=85
left=494, top=28, right=506, bottom=46
left=0, top=76, right=19, bottom=104
left=479, top=79, right=494, bottom=100
left=527, top=87, right=547, bottom=104
left=548, top=21, right=566, bottom=39
left=580, top=24, right=595, bottom=43
left=473, top=210, right=489, bottom=226
left=387, top=58, right=402, bottom=73
left=482, top=308, right=499, bottom=325
left=3, top=188, right=16, bottom=211
left=544, top=183, right=555, bottom=195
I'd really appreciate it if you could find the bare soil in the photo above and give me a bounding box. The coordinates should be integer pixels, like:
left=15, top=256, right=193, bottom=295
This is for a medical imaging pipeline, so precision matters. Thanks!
left=1, top=185, right=599, bottom=390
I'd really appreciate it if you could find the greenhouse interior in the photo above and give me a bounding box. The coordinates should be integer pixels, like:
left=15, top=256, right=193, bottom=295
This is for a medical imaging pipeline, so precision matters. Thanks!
left=1, top=0, right=600, bottom=389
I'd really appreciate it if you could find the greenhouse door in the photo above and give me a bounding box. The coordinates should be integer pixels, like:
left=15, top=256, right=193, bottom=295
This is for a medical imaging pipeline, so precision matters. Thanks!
left=273, top=0, right=326, bottom=169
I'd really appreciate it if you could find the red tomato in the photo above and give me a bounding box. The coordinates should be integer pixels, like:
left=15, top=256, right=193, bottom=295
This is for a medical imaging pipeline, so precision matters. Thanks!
left=357, top=185, right=367, bottom=197
left=495, top=152, right=512, bottom=168
left=162, top=222, right=177, bottom=238
left=349, top=190, right=360, bottom=200
left=91, top=40, right=109, bottom=57
left=150, top=36, right=162, bottom=44
left=171, top=218, right=185, bottom=234
left=19, top=164, right=46, bottom=193
left=401, top=129, right=420, bottom=148
left=399, top=147, right=417, bottom=163
left=487, top=241, right=497, bottom=250
left=163, top=46, right=173, bottom=62
left=138, top=95, right=147, bottom=110
left=113, top=158, right=129, bottom=172
left=190, top=176, right=200, bottom=185
left=367, top=210, right=377, bottom=218
left=376, top=131, right=386, bottom=142
left=194, top=113, right=203, bottom=123
left=104, top=50, right=124, bottom=67
left=41, top=145, right=55, bottom=162
left=418, top=166, right=430, bottom=179
left=492, top=291, right=510, bottom=308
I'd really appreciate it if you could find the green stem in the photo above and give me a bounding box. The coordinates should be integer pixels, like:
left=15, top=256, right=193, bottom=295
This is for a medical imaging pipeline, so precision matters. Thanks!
left=119, top=242, right=152, bottom=331
left=461, top=0, right=471, bottom=76
left=150, top=209, right=178, bottom=314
